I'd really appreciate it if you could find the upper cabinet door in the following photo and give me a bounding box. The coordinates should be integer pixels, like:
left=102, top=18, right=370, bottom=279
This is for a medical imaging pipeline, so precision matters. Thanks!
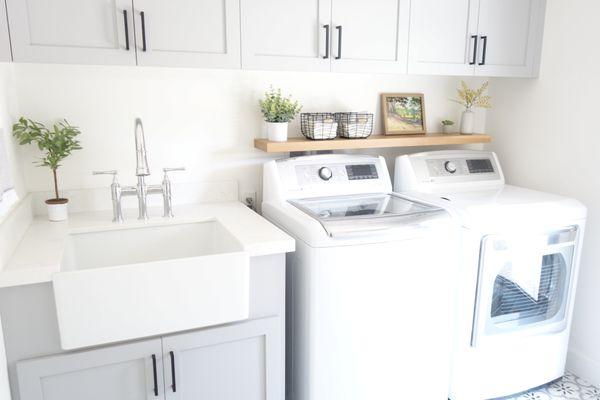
left=407, top=0, right=479, bottom=76
left=5, top=0, right=135, bottom=65
left=475, top=0, right=546, bottom=77
left=0, top=2, right=11, bottom=62
left=241, top=0, right=332, bottom=72
left=133, top=0, right=241, bottom=69
left=330, top=0, right=409, bottom=74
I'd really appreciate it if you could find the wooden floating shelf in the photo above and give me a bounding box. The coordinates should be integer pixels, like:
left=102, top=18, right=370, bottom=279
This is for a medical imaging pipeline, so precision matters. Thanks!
left=254, top=133, right=492, bottom=153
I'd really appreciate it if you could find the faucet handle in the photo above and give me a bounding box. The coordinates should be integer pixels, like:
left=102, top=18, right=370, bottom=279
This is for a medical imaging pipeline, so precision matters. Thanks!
left=163, top=167, right=185, bottom=173
left=162, top=167, right=185, bottom=179
left=93, top=170, right=119, bottom=183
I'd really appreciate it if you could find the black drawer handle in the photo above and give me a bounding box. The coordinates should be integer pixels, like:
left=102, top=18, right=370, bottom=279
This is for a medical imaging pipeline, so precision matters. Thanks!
left=151, top=354, right=158, bottom=397
left=140, top=11, right=147, bottom=52
left=170, top=351, right=177, bottom=392
left=335, top=25, right=342, bottom=59
left=123, top=10, right=129, bottom=51
left=479, top=35, right=488, bottom=65
left=323, top=24, right=330, bottom=59
left=469, top=35, right=478, bottom=65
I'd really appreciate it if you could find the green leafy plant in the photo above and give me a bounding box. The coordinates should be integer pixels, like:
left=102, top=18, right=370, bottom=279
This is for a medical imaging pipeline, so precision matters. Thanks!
left=441, top=120, right=454, bottom=126
left=451, top=81, right=492, bottom=110
left=12, top=117, right=82, bottom=201
left=259, top=87, right=302, bottom=123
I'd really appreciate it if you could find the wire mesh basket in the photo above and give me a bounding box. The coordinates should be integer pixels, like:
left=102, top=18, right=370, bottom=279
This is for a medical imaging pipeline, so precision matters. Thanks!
left=335, top=112, right=374, bottom=138
left=300, top=113, right=338, bottom=140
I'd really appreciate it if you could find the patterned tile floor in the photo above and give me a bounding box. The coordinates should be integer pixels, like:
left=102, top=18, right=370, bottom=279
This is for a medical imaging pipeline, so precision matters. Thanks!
left=497, top=372, right=600, bottom=400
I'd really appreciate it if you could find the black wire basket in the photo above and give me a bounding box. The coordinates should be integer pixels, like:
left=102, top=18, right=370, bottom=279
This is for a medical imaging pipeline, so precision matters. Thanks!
left=300, top=113, right=338, bottom=140
left=335, top=112, right=374, bottom=138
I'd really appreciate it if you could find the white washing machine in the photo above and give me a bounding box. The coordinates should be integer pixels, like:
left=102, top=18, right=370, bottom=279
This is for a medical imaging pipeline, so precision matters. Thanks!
left=262, top=154, right=457, bottom=400
left=394, top=150, right=587, bottom=400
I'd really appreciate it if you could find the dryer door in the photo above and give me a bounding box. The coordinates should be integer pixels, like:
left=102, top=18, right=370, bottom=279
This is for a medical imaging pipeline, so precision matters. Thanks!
left=471, top=226, right=578, bottom=346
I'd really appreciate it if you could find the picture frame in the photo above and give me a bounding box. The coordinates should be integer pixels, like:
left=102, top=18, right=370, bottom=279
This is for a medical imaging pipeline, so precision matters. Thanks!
left=381, top=93, right=427, bottom=135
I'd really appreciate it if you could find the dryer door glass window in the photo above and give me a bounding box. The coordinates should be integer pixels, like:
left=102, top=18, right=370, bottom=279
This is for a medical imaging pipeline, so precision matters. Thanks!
left=473, top=227, right=578, bottom=342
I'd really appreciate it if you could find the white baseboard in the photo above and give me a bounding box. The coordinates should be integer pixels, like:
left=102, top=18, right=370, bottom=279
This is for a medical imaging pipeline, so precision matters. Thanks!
left=567, top=347, right=600, bottom=387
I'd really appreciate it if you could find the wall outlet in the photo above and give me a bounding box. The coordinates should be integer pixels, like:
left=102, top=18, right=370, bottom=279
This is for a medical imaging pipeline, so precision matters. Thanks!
left=242, top=192, right=257, bottom=211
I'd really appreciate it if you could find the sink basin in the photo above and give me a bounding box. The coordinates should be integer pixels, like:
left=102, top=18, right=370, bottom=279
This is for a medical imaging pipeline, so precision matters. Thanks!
left=53, top=220, right=249, bottom=350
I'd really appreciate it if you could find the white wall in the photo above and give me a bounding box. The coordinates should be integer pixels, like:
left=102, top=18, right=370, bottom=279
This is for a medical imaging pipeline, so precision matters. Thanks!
left=0, top=64, right=24, bottom=199
left=487, top=0, right=600, bottom=386
left=12, top=64, right=486, bottom=206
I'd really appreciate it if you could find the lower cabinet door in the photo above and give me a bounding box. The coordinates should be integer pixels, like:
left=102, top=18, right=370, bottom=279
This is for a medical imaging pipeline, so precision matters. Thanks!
left=162, top=316, right=283, bottom=400
left=17, top=339, right=165, bottom=400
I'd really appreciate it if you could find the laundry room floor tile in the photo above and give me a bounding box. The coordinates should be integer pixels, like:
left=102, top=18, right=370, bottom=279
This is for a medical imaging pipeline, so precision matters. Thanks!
left=497, top=372, right=600, bottom=400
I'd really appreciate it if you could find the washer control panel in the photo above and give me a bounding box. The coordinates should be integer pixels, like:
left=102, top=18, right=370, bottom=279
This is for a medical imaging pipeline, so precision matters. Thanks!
left=296, top=163, right=378, bottom=185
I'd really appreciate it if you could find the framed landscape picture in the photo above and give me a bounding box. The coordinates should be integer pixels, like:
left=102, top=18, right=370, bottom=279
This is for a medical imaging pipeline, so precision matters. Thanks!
left=381, top=93, right=427, bottom=135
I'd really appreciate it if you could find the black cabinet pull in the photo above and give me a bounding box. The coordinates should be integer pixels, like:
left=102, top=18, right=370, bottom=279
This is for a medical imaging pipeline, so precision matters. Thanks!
left=170, top=351, right=177, bottom=392
left=479, top=35, right=488, bottom=65
left=140, top=11, right=147, bottom=52
left=322, top=24, right=330, bottom=59
left=151, top=354, right=158, bottom=397
left=335, top=25, right=342, bottom=59
left=469, top=35, right=478, bottom=65
left=123, top=10, right=129, bottom=51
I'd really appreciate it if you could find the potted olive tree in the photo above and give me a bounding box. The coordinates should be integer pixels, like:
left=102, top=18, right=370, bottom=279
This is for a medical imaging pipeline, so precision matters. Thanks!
left=13, top=117, right=82, bottom=221
left=259, top=87, right=302, bottom=142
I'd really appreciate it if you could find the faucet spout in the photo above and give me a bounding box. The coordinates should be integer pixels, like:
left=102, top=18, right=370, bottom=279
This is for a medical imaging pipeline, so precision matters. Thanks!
left=135, top=118, right=150, bottom=176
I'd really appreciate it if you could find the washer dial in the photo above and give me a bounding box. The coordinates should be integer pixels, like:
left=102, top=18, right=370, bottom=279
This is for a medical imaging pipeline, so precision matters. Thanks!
left=444, top=161, right=457, bottom=174
left=318, top=167, right=333, bottom=181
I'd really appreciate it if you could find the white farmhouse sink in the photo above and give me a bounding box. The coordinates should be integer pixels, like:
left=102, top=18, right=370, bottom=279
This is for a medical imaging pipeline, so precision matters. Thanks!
left=53, top=220, right=249, bottom=350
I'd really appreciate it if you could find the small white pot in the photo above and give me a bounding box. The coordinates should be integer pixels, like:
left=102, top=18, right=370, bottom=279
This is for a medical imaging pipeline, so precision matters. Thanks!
left=46, top=199, right=69, bottom=222
left=460, top=109, right=475, bottom=134
left=442, top=124, right=454, bottom=134
left=266, top=122, right=289, bottom=142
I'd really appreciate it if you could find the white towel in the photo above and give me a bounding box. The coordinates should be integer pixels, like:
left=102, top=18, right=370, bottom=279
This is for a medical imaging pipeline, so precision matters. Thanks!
left=497, top=236, right=546, bottom=300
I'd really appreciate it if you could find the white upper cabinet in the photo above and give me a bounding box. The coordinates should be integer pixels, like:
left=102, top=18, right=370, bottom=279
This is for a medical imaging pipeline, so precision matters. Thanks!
left=5, top=0, right=136, bottom=65
left=475, top=0, right=546, bottom=77
left=133, top=0, right=241, bottom=68
left=241, top=0, right=409, bottom=73
left=241, top=0, right=332, bottom=72
left=408, top=0, right=478, bottom=76
left=330, top=0, right=409, bottom=73
left=408, top=0, right=546, bottom=78
left=0, top=2, right=11, bottom=62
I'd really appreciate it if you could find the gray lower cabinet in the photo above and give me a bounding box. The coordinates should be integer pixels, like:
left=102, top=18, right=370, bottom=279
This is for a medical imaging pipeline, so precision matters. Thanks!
left=163, top=316, right=282, bottom=400
left=17, top=338, right=165, bottom=400
left=16, top=317, right=282, bottom=400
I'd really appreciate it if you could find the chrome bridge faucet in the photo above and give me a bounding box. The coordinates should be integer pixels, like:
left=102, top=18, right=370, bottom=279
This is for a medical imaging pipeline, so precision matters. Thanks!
left=94, top=118, right=185, bottom=222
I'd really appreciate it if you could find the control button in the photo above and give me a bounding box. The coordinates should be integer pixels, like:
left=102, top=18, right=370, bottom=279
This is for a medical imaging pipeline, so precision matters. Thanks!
left=444, top=161, right=457, bottom=174
left=318, top=167, right=333, bottom=181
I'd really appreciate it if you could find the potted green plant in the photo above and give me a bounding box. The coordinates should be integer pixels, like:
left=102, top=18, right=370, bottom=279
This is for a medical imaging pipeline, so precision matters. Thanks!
left=451, top=81, right=492, bottom=134
left=13, top=117, right=82, bottom=221
left=259, top=87, right=302, bottom=142
left=441, top=120, right=455, bottom=134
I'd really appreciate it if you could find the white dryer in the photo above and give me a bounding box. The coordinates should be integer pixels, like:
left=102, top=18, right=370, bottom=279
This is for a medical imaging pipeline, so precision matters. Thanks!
left=262, top=154, right=456, bottom=400
left=394, top=150, right=587, bottom=400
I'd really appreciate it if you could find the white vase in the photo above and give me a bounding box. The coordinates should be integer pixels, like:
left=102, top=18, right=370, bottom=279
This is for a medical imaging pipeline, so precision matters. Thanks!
left=266, top=122, right=289, bottom=142
left=46, top=199, right=69, bottom=222
left=460, top=109, right=475, bottom=134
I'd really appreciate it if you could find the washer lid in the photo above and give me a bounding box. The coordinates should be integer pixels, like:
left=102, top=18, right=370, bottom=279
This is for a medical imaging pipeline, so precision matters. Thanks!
left=289, top=193, right=444, bottom=237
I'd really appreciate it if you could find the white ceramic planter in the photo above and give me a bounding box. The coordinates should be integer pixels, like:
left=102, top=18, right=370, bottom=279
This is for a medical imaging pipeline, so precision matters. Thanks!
left=266, top=122, right=289, bottom=142
left=442, top=124, right=454, bottom=134
left=460, top=109, right=475, bottom=134
left=46, top=199, right=69, bottom=222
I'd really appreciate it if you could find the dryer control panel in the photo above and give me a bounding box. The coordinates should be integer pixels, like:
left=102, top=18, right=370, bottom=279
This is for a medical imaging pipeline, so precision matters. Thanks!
left=394, top=150, right=505, bottom=193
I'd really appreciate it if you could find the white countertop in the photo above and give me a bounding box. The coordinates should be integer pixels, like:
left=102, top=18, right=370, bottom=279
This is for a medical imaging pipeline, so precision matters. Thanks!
left=0, top=201, right=295, bottom=288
